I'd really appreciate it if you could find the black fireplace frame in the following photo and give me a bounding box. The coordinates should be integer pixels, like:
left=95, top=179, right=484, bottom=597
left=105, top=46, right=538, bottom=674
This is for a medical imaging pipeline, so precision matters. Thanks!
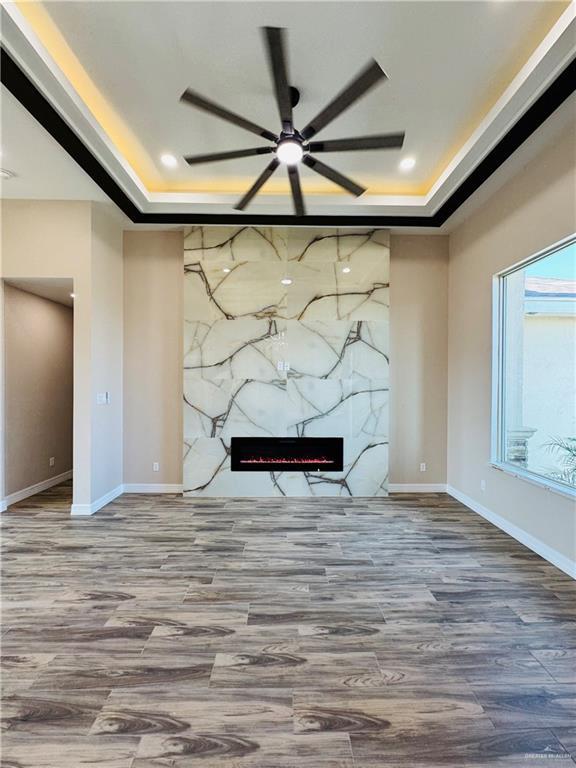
left=231, top=437, right=344, bottom=472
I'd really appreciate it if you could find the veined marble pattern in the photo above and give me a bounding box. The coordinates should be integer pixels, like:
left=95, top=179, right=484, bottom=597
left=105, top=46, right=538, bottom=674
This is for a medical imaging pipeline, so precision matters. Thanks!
left=287, top=320, right=388, bottom=380
left=183, top=227, right=390, bottom=497
left=184, top=225, right=287, bottom=262
left=287, top=228, right=390, bottom=263
left=184, top=319, right=284, bottom=381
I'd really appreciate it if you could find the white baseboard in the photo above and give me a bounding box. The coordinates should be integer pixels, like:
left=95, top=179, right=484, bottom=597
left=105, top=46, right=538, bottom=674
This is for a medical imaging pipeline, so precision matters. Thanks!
left=71, top=484, right=123, bottom=517
left=447, top=484, right=576, bottom=580
left=3, top=478, right=182, bottom=517
left=389, top=483, right=447, bottom=493
left=2, top=470, right=73, bottom=510
left=71, top=484, right=183, bottom=515
left=123, top=483, right=183, bottom=493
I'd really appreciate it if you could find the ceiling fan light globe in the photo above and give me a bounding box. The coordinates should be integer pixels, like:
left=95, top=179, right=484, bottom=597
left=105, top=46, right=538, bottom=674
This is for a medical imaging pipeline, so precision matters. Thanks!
left=276, top=140, right=303, bottom=165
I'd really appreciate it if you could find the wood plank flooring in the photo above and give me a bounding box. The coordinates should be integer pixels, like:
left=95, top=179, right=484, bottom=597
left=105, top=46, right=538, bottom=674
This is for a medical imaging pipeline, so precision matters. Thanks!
left=1, top=481, right=575, bottom=766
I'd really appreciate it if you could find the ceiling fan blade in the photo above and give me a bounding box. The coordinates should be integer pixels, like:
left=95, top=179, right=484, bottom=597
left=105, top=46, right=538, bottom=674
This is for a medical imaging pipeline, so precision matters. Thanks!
left=303, top=155, right=365, bottom=196
left=180, top=88, right=277, bottom=142
left=307, top=133, right=405, bottom=153
left=287, top=165, right=305, bottom=216
left=234, top=157, right=280, bottom=211
left=184, top=147, right=273, bottom=166
left=263, top=27, right=293, bottom=132
left=300, top=60, right=387, bottom=141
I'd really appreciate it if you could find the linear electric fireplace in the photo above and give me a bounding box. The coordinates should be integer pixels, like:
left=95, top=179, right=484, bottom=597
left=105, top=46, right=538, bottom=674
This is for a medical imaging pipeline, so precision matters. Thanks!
left=231, top=437, right=344, bottom=472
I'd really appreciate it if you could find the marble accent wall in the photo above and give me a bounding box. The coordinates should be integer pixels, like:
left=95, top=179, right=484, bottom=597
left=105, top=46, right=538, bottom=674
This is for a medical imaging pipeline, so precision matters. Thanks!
left=183, top=227, right=390, bottom=496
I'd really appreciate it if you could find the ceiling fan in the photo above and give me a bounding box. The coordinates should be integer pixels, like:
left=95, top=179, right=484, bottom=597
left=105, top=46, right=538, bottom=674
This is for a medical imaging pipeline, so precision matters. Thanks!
left=179, top=27, right=405, bottom=215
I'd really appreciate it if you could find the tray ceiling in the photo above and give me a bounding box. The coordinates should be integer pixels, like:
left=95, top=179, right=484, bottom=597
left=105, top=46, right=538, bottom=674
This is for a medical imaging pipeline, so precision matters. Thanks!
left=1, top=0, right=575, bottom=221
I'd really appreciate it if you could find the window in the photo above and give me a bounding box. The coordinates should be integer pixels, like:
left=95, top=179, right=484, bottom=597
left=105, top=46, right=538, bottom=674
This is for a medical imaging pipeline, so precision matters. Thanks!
left=493, top=236, right=576, bottom=495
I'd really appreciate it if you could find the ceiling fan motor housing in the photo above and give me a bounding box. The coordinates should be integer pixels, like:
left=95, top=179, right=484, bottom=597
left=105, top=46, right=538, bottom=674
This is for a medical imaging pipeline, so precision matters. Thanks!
left=277, top=128, right=305, bottom=145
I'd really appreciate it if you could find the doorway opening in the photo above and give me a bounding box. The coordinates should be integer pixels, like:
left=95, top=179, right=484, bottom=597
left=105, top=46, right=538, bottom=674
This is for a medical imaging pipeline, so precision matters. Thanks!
left=2, top=277, right=74, bottom=513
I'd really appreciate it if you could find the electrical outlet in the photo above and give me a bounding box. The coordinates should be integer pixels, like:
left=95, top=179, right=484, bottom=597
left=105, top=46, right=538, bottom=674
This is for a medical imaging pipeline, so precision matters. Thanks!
left=49, top=457, right=55, bottom=467
left=96, top=393, right=106, bottom=405
left=419, top=462, right=426, bottom=473
left=480, top=479, right=486, bottom=492
left=153, top=462, right=160, bottom=472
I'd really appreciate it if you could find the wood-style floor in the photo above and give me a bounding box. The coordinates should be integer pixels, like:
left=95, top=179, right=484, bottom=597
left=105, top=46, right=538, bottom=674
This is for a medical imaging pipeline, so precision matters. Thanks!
left=1, top=482, right=575, bottom=767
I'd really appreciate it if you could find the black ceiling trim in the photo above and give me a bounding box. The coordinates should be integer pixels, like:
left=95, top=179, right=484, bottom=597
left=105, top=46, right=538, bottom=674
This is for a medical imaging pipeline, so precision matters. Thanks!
left=1, top=47, right=141, bottom=220
left=434, top=56, right=576, bottom=223
left=2, top=47, right=575, bottom=227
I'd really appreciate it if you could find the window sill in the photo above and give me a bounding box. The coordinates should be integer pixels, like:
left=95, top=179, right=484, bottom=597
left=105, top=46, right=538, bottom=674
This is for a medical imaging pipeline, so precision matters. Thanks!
left=490, top=462, right=576, bottom=500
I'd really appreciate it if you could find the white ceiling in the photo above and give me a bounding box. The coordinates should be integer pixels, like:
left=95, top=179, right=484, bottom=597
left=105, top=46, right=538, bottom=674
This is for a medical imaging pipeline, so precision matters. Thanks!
left=1, top=0, right=574, bottom=219
left=40, top=0, right=566, bottom=187
left=4, top=277, right=75, bottom=307
left=0, top=85, right=107, bottom=201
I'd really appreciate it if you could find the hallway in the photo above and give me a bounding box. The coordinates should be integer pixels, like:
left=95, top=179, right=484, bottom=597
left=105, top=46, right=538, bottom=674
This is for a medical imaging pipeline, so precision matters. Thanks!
left=1, top=485, right=575, bottom=766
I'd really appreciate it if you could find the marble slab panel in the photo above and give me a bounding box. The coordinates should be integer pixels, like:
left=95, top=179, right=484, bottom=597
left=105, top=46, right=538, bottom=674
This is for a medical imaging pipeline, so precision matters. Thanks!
left=349, top=378, right=389, bottom=439
left=285, top=320, right=388, bottom=381
left=287, top=377, right=388, bottom=440
left=286, top=261, right=389, bottom=321
left=184, top=226, right=287, bottom=262
left=183, top=227, right=390, bottom=497
left=184, top=378, right=287, bottom=439
left=184, top=318, right=285, bottom=380
left=184, top=260, right=287, bottom=322
left=287, top=228, right=389, bottom=263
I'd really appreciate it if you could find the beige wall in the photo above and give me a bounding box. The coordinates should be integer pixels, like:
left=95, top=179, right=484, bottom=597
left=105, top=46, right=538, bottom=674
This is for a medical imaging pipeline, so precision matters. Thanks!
left=123, top=230, right=183, bottom=485
left=0, top=200, right=123, bottom=510
left=4, top=285, right=73, bottom=495
left=448, top=123, right=576, bottom=563
left=390, top=235, right=449, bottom=485
left=90, top=204, right=124, bottom=500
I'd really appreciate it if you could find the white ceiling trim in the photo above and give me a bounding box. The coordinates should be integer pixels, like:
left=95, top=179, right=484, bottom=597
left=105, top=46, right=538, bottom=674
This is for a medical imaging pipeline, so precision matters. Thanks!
left=1, top=1, right=150, bottom=209
left=1, top=1, right=575, bottom=217
left=426, top=2, right=576, bottom=211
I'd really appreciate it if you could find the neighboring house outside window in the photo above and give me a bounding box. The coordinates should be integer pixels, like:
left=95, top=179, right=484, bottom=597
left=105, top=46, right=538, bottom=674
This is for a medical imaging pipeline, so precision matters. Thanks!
left=493, top=237, right=576, bottom=494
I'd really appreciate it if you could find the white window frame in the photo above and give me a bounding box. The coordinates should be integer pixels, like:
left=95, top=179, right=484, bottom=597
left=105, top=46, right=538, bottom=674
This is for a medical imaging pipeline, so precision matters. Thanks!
left=491, top=233, right=576, bottom=499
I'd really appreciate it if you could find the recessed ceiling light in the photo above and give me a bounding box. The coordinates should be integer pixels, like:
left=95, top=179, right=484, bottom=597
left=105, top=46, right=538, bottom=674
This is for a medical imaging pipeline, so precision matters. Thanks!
left=222, top=267, right=231, bottom=273
left=276, top=140, right=303, bottom=165
left=160, top=153, right=178, bottom=168
left=342, top=266, right=351, bottom=274
left=399, top=157, right=416, bottom=172
left=281, top=278, right=293, bottom=286
left=0, top=168, right=16, bottom=179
